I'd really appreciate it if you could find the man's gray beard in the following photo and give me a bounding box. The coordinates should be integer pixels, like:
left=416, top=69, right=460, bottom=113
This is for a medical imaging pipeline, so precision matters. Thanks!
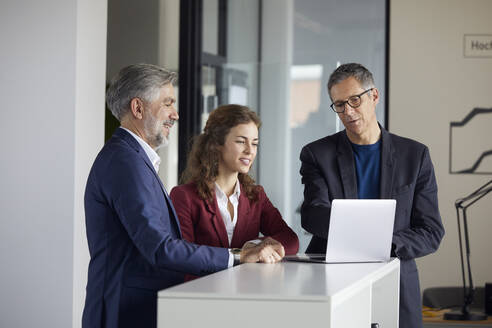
left=154, top=135, right=169, bottom=150
left=148, top=130, right=169, bottom=150
left=144, top=115, right=169, bottom=149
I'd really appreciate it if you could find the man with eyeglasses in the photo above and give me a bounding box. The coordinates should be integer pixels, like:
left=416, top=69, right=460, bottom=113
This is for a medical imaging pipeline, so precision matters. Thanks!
left=299, top=63, right=444, bottom=328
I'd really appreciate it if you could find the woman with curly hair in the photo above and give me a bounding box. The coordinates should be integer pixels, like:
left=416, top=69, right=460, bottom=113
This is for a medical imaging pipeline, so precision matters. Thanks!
left=170, top=104, right=299, bottom=264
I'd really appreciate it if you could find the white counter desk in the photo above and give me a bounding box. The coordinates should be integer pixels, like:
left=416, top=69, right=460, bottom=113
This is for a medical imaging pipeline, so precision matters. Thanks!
left=158, top=258, right=400, bottom=328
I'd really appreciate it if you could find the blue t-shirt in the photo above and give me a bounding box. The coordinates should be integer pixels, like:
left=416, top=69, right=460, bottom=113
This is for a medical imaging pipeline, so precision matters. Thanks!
left=351, top=140, right=381, bottom=199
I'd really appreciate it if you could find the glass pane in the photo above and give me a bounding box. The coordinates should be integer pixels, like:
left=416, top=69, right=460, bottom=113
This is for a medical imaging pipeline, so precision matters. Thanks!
left=258, top=0, right=387, bottom=252
left=224, top=0, right=260, bottom=112
left=198, top=0, right=386, bottom=252
left=200, top=0, right=261, bottom=178
left=201, top=65, right=217, bottom=131
left=203, top=0, right=219, bottom=55
left=290, top=0, right=386, bottom=251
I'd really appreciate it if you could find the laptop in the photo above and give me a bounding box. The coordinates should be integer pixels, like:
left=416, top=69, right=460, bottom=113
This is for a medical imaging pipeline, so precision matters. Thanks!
left=285, top=199, right=396, bottom=264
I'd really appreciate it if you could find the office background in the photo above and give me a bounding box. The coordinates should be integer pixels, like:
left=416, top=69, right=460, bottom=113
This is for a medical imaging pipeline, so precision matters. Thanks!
left=0, top=0, right=490, bottom=327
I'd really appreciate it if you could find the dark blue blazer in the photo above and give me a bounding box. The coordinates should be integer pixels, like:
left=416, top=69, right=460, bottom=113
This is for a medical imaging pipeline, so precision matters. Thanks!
left=82, top=128, right=229, bottom=328
left=300, top=126, right=444, bottom=328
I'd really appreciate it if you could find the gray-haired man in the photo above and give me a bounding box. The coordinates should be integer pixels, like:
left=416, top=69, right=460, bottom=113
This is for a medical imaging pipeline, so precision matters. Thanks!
left=300, top=63, right=444, bottom=328
left=83, top=63, right=285, bottom=328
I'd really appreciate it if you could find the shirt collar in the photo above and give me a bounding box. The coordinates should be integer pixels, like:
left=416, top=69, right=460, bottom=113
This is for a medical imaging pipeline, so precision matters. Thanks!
left=120, top=127, right=161, bottom=172
left=214, top=179, right=241, bottom=200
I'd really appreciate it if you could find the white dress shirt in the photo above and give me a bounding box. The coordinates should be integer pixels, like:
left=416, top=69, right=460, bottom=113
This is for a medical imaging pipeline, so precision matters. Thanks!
left=120, top=127, right=161, bottom=172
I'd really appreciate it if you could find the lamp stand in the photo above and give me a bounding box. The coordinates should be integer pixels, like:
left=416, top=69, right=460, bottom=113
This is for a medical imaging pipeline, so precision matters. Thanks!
left=444, top=180, right=492, bottom=321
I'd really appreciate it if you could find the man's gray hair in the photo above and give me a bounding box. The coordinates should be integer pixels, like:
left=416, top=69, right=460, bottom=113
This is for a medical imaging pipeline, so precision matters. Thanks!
left=106, top=63, right=177, bottom=121
left=327, top=63, right=375, bottom=99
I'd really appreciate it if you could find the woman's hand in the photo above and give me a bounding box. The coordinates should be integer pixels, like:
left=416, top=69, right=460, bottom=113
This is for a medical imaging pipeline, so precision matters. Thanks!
left=239, top=237, right=285, bottom=263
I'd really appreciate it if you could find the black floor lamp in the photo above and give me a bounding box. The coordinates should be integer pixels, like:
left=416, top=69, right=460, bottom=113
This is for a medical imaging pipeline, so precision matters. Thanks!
left=444, top=179, right=492, bottom=321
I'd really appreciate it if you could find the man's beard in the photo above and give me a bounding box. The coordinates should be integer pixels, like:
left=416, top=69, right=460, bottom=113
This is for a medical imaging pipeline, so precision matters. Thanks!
left=151, top=132, right=169, bottom=150
left=144, top=115, right=170, bottom=149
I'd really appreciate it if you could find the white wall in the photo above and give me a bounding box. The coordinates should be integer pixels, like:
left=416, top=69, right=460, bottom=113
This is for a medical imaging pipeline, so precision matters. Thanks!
left=390, top=0, right=492, bottom=292
left=73, top=0, right=107, bottom=326
left=0, top=0, right=106, bottom=327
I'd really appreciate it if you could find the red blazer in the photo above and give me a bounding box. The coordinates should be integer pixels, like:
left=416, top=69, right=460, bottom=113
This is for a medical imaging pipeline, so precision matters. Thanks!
left=170, top=182, right=299, bottom=255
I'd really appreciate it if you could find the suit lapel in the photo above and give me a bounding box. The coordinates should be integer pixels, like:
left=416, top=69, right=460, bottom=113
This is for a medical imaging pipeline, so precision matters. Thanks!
left=231, top=187, right=251, bottom=247
left=205, top=196, right=230, bottom=248
left=115, top=128, right=182, bottom=237
left=379, top=127, right=396, bottom=199
left=337, top=131, right=358, bottom=198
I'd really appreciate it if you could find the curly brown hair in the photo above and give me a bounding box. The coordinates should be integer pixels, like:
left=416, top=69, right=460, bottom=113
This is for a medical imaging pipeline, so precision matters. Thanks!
left=180, top=104, right=262, bottom=201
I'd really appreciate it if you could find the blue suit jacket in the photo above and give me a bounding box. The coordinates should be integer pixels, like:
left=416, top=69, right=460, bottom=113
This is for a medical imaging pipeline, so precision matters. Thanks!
left=300, top=126, right=444, bottom=328
left=82, top=128, right=228, bottom=328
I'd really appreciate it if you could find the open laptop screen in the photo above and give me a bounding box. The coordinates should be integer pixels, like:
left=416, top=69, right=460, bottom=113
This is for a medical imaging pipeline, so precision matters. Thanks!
left=285, top=199, right=396, bottom=264
left=325, top=199, right=396, bottom=263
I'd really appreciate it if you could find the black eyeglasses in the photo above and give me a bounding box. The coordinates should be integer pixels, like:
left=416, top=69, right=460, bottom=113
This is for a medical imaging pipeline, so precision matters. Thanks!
left=330, top=88, right=374, bottom=113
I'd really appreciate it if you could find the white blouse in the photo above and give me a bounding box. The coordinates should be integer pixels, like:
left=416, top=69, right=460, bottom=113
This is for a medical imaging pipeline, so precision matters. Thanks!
left=214, top=181, right=240, bottom=245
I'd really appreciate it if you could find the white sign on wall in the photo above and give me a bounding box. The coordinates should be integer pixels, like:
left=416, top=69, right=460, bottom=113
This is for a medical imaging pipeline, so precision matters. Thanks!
left=464, top=34, right=492, bottom=57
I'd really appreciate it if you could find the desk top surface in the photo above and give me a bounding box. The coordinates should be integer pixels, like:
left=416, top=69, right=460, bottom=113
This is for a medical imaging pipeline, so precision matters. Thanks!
left=158, top=258, right=399, bottom=302
left=424, top=308, right=492, bottom=326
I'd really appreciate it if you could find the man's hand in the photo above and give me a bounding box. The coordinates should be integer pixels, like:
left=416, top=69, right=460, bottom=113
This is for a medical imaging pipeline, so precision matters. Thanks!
left=239, top=237, right=285, bottom=264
